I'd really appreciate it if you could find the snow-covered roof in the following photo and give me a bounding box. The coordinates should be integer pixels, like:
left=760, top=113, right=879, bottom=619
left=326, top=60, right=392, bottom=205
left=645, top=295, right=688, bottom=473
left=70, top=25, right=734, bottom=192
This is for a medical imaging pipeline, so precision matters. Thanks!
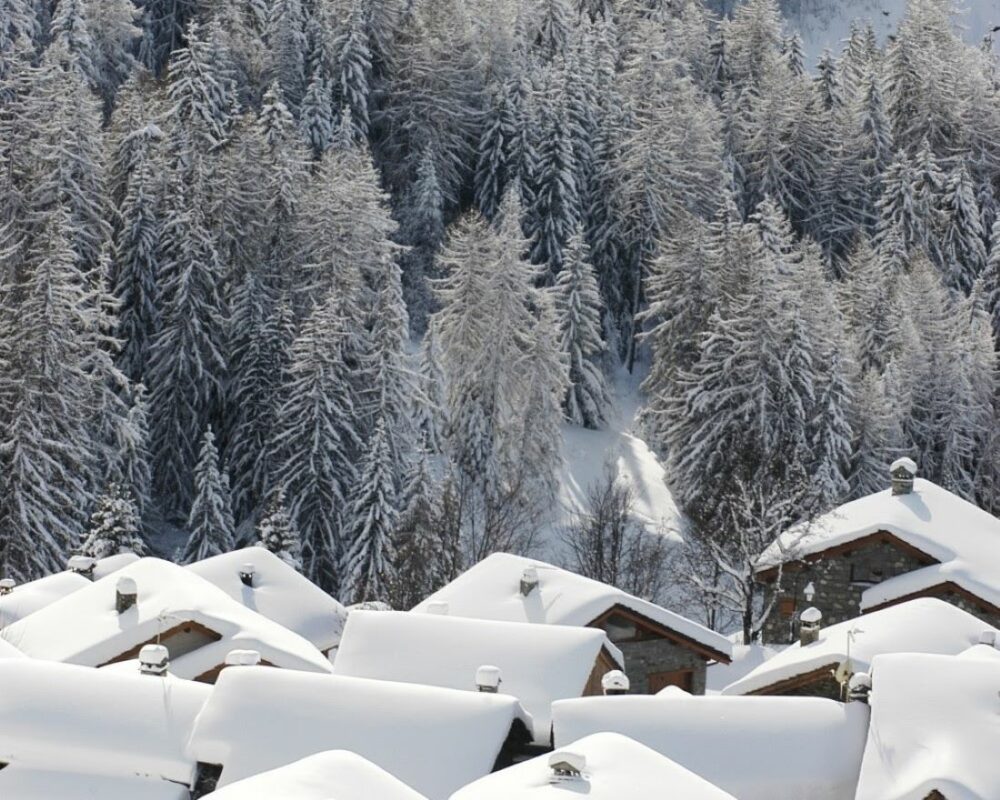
left=723, top=598, right=996, bottom=695
left=705, top=643, right=778, bottom=693
left=414, top=553, right=730, bottom=660
left=552, top=694, right=867, bottom=800
left=0, top=765, right=190, bottom=800
left=333, top=610, right=620, bottom=743
left=188, top=547, right=347, bottom=652
left=0, top=571, right=90, bottom=628
left=758, top=479, right=1000, bottom=610
left=93, top=552, right=141, bottom=579
left=449, top=732, right=737, bottom=800
left=200, top=750, right=428, bottom=800
left=0, top=658, right=209, bottom=785
left=855, top=652, right=1000, bottom=800
left=188, top=667, right=533, bottom=800
left=0, top=557, right=332, bottom=679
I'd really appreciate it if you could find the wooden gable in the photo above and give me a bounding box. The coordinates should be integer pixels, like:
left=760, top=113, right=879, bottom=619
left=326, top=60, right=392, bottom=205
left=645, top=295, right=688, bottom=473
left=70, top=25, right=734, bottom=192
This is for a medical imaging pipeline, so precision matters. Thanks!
left=589, top=604, right=730, bottom=663
left=98, top=619, right=222, bottom=668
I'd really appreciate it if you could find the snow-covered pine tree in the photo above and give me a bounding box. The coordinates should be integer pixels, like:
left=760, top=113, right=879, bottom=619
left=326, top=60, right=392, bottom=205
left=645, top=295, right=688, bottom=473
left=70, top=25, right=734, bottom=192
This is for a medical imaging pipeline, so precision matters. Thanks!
left=849, top=369, right=904, bottom=498
left=50, top=0, right=98, bottom=89
left=814, top=49, right=841, bottom=111
left=333, top=0, right=373, bottom=142
left=179, top=426, right=236, bottom=563
left=555, top=227, right=609, bottom=428
left=299, top=69, right=334, bottom=158
left=87, top=0, right=140, bottom=112
left=940, top=161, right=987, bottom=294
left=876, top=150, right=922, bottom=254
left=398, top=143, right=445, bottom=331
left=107, top=383, right=153, bottom=519
left=389, top=449, right=443, bottom=609
left=80, top=482, right=147, bottom=559
left=841, top=237, right=903, bottom=375
left=256, top=485, right=303, bottom=570
left=475, top=79, right=519, bottom=221
left=265, top=0, right=308, bottom=115
left=413, top=322, right=448, bottom=454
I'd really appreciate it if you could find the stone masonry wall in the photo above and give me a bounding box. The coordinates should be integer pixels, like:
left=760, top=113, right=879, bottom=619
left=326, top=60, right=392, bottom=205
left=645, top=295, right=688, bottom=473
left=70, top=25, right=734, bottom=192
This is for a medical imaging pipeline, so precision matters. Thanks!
left=616, top=637, right=708, bottom=695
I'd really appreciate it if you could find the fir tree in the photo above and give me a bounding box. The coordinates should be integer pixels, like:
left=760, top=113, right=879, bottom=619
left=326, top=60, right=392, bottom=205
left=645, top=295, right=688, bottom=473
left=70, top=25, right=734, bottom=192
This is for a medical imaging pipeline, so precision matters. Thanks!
left=389, top=450, right=444, bottom=609
left=80, top=483, right=147, bottom=559
left=256, top=485, right=303, bottom=570
left=179, top=426, right=236, bottom=563
left=333, top=0, right=373, bottom=142
left=941, top=161, right=987, bottom=294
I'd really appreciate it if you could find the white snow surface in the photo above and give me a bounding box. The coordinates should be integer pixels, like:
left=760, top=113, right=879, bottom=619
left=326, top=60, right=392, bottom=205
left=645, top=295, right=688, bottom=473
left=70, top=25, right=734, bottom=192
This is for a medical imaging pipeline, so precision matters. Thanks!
left=723, top=598, right=996, bottom=695
left=333, top=609, right=619, bottom=743
left=0, top=571, right=90, bottom=628
left=705, top=643, right=778, bottom=693
left=0, top=658, right=208, bottom=785
left=0, top=765, right=190, bottom=800
left=414, top=552, right=730, bottom=659
left=758, top=478, right=1000, bottom=611
left=187, top=667, right=533, bottom=800
left=188, top=547, right=347, bottom=652
left=449, top=732, right=737, bottom=800
left=855, top=651, right=1000, bottom=800
left=553, top=694, right=867, bottom=800
left=93, top=552, right=141, bottom=579
left=0, top=557, right=332, bottom=679
left=202, top=750, right=428, bottom=800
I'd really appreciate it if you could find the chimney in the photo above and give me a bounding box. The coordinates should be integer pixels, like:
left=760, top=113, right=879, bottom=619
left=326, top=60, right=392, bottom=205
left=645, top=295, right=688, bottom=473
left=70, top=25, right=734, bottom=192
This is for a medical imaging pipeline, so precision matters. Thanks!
left=601, top=669, right=630, bottom=695
left=475, top=664, right=502, bottom=693
left=847, top=671, right=872, bottom=704
left=979, top=630, right=998, bottom=648
left=799, top=606, right=822, bottom=646
left=139, top=644, right=169, bottom=676
left=0, top=579, right=13, bottom=596
left=116, top=576, right=137, bottom=613
left=520, top=566, right=539, bottom=597
left=548, top=751, right=586, bottom=784
left=425, top=601, right=449, bottom=615
left=238, top=563, right=255, bottom=587
left=889, top=457, right=917, bottom=495
left=67, top=555, right=96, bottom=579
left=225, top=649, right=262, bottom=667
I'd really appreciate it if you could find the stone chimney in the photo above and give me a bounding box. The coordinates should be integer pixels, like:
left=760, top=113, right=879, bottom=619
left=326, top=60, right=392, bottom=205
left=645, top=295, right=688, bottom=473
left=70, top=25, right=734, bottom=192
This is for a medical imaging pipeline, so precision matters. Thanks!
left=520, top=566, right=539, bottom=597
left=979, top=630, right=998, bottom=648
left=799, top=606, right=822, bottom=646
left=475, top=664, right=502, bottom=693
left=425, top=601, right=449, bottom=615
left=601, top=669, right=630, bottom=695
left=139, top=644, right=169, bottom=676
left=548, top=751, right=586, bottom=784
left=67, top=555, right=96, bottom=579
left=225, top=649, right=262, bottom=667
left=847, top=671, right=871, bottom=703
left=890, top=457, right=917, bottom=495
left=0, top=578, right=13, bottom=596
left=116, top=576, right=137, bottom=613
left=238, top=563, right=255, bottom=587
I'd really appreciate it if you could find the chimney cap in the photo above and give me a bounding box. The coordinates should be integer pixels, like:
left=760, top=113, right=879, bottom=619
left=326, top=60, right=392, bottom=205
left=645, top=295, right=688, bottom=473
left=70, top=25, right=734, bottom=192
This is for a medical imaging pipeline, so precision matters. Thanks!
left=138, top=644, right=169, bottom=675
left=800, top=606, right=822, bottom=625
left=890, top=457, right=917, bottom=476
left=0, top=578, right=14, bottom=595
left=425, top=601, right=449, bottom=615
left=116, top=576, right=137, bottom=594
left=549, top=750, right=586, bottom=777
left=67, top=555, right=96, bottom=573
left=225, top=649, right=262, bottom=667
left=601, top=669, right=630, bottom=694
left=980, top=630, right=998, bottom=647
left=520, top=566, right=539, bottom=596
left=475, top=664, right=502, bottom=692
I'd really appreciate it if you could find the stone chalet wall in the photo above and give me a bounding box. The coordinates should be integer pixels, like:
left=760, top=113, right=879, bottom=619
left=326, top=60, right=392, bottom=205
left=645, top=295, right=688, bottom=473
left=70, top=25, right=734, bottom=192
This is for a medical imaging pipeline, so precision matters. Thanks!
left=616, top=637, right=708, bottom=695
left=761, top=538, right=930, bottom=646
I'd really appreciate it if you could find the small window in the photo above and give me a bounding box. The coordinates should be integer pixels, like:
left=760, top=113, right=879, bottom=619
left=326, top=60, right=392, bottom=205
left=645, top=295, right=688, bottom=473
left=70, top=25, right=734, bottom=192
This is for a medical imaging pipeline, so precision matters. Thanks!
left=779, top=597, right=797, bottom=617
left=648, top=669, right=694, bottom=693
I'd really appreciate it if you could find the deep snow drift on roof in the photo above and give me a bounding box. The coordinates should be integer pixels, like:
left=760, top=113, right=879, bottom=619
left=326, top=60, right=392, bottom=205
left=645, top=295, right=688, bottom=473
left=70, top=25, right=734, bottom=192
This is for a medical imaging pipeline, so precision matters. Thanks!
left=202, top=750, right=428, bottom=800
left=333, top=609, right=620, bottom=742
left=187, top=666, right=532, bottom=800
left=553, top=693, right=867, bottom=800
left=723, top=598, right=997, bottom=695
left=414, top=552, right=730, bottom=659
left=0, top=765, right=190, bottom=800
left=0, top=571, right=90, bottom=628
left=449, top=732, right=737, bottom=800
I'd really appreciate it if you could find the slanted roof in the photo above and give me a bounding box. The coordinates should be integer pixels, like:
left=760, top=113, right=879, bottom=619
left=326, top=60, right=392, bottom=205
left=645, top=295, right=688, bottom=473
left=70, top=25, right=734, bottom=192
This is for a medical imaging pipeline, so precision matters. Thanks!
left=552, top=694, right=867, bottom=800
left=855, top=652, right=1000, bottom=800
left=0, top=572, right=90, bottom=628
left=188, top=667, right=533, bottom=800
left=758, top=479, right=1000, bottom=611
left=93, top=552, right=141, bottom=579
left=188, top=547, right=347, bottom=652
left=0, top=659, right=208, bottom=785
left=414, top=553, right=730, bottom=661
left=333, top=610, right=620, bottom=743
left=450, top=732, right=737, bottom=800
left=723, top=599, right=996, bottom=695
left=0, top=765, right=189, bottom=800
left=198, top=750, right=428, bottom=800
left=0, top=558, right=332, bottom=679
left=705, top=643, right=778, bottom=693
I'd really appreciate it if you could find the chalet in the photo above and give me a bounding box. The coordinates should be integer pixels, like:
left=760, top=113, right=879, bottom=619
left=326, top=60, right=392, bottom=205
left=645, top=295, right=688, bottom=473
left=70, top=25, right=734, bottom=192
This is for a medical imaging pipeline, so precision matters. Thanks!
left=756, top=460, right=1000, bottom=645
left=0, top=558, right=332, bottom=682
left=722, top=598, right=998, bottom=699
left=552, top=693, right=868, bottom=800
left=187, top=666, right=533, bottom=800
left=854, top=651, right=1000, bottom=799
left=188, top=546, right=348, bottom=655
left=200, top=750, right=428, bottom=800
left=413, top=553, right=731, bottom=694
left=333, top=609, right=623, bottom=744
left=450, top=732, right=737, bottom=800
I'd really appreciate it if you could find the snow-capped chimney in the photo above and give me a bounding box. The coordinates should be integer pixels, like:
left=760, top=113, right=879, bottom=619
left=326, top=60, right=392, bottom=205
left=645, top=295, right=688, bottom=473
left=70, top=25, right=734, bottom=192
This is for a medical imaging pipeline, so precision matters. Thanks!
left=979, top=630, right=998, bottom=649
left=601, top=669, right=630, bottom=695
left=476, top=664, right=502, bottom=693
left=139, top=644, right=169, bottom=676
left=848, top=671, right=871, bottom=704
left=890, top=457, right=917, bottom=495
left=116, top=576, right=137, bottom=613
left=238, top=563, right=255, bottom=587
left=425, top=601, right=449, bottom=615
left=0, top=578, right=13, bottom=596
left=548, top=751, right=586, bottom=783
left=225, top=649, right=261, bottom=667
left=520, top=566, right=539, bottom=597
left=67, top=555, right=96, bottom=578
left=799, top=606, right=822, bottom=646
